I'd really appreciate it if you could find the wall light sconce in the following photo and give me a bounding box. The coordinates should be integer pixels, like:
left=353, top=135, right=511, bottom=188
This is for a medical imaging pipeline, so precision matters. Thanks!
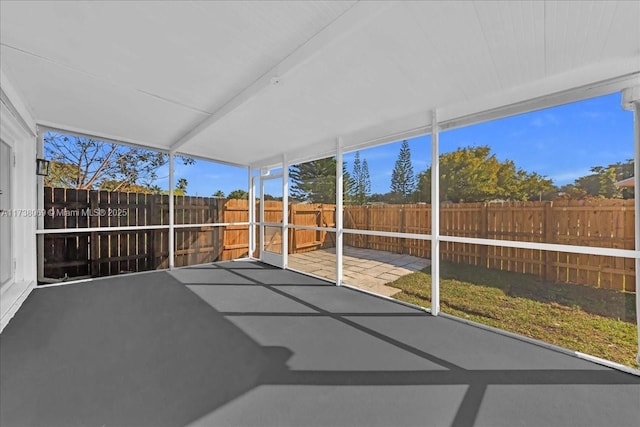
left=36, top=158, right=50, bottom=176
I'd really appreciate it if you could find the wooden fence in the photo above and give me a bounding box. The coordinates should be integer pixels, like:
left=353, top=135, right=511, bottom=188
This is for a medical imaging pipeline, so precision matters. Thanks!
left=42, top=188, right=636, bottom=292
left=343, top=200, right=635, bottom=292
left=42, top=188, right=249, bottom=280
left=42, top=188, right=333, bottom=280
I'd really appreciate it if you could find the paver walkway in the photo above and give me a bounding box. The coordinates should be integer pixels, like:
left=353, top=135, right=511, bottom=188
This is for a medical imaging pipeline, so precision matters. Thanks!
left=288, top=246, right=430, bottom=297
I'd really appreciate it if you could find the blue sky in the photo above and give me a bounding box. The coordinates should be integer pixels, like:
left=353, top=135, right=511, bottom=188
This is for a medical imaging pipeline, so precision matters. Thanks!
left=160, top=92, right=634, bottom=197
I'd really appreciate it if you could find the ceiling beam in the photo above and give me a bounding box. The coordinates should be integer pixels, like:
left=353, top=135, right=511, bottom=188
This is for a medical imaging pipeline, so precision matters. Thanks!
left=169, top=1, right=392, bottom=152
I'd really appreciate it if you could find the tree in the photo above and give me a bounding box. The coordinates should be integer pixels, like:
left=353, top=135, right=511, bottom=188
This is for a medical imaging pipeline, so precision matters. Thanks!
left=362, top=159, right=371, bottom=200
left=43, top=132, right=194, bottom=191
left=561, top=160, right=634, bottom=199
left=351, top=152, right=361, bottom=204
left=227, top=189, right=249, bottom=199
left=350, top=152, right=372, bottom=205
left=212, top=190, right=225, bottom=198
left=416, top=145, right=554, bottom=203
left=368, top=192, right=400, bottom=204
left=289, top=158, right=353, bottom=203
left=98, top=179, right=153, bottom=193
left=390, top=140, right=416, bottom=202
left=175, top=178, right=188, bottom=196
left=517, top=171, right=557, bottom=201
left=45, top=161, right=82, bottom=189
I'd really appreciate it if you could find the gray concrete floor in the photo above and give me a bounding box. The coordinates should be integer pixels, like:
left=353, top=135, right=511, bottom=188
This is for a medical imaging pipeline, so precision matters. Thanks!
left=288, top=246, right=430, bottom=296
left=2, top=261, right=639, bottom=427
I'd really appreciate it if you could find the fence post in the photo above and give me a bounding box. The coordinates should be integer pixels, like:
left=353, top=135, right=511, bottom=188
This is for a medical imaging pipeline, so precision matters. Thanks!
left=89, top=189, right=99, bottom=276
left=318, top=204, right=326, bottom=248
left=400, top=206, right=406, bottom=254
left=149, top=194, right=157, bottom=269
left=480, top=203, right=488, bottom=268
left=289, top=202, right=295, bottom=254
left=212, top=197, right=220, bottom=261
left=365, top=206, right=371, bottom=249
left=544, top=201, right=554, bottom=281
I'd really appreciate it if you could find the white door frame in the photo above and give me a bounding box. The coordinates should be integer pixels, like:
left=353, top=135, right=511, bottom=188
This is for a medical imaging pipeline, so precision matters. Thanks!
left=259, top=172, right=284, bottom=268
left=0, top=139, right=13, bottom=290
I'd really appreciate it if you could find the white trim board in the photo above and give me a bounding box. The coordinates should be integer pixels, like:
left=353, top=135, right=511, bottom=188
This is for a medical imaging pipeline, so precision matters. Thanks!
left=0, top=280, right=35, bottom=333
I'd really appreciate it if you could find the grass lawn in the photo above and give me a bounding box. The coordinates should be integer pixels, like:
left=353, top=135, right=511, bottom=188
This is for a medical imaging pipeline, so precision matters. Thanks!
left=388, top=261, right=639, bottom=369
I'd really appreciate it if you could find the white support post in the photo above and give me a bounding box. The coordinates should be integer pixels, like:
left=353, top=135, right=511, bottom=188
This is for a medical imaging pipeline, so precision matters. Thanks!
left=283, top=154, right=289, bottom=269
left=248, top=167, right=255, bottom=258
left=36, top=128, right=44, bottom=282
left=168, top=151, right=175, bottom=269
left=635, top=101, right=640, bottom=365
left=623, top=86, right=640, bottom=364
left=260, top=170, right=265, bottom=262
left=430, top=110, right=440, bottom=315
left=336, top=137, right=344, bottom=286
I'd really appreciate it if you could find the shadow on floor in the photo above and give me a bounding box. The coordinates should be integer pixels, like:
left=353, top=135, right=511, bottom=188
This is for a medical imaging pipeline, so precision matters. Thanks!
left=2, top=261, right=639, bottom=427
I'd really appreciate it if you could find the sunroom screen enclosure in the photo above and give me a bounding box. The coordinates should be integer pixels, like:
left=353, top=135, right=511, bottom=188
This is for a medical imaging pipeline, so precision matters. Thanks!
left=1, top=0, right=639, bottom=371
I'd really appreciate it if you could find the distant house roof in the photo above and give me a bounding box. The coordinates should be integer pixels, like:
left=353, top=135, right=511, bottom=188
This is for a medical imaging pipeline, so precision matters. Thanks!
left=615, top=177, right=635, bottom=188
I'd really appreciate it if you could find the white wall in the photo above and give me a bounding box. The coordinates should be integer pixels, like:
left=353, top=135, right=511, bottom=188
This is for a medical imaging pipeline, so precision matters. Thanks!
left=0, top=71, right=38, bottom=331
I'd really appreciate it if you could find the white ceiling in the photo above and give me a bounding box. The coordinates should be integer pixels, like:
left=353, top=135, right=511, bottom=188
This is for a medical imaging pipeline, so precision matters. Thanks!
left=1, top=1, right=639, bottom=167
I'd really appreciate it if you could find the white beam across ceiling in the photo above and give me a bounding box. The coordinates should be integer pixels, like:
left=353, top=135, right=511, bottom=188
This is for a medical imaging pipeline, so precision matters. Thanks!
left=169, top=1, right=392, bottom=153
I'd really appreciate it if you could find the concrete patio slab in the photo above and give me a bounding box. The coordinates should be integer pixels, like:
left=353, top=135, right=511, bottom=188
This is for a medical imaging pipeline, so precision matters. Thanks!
left=288, top=246, right=430, bottom=297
